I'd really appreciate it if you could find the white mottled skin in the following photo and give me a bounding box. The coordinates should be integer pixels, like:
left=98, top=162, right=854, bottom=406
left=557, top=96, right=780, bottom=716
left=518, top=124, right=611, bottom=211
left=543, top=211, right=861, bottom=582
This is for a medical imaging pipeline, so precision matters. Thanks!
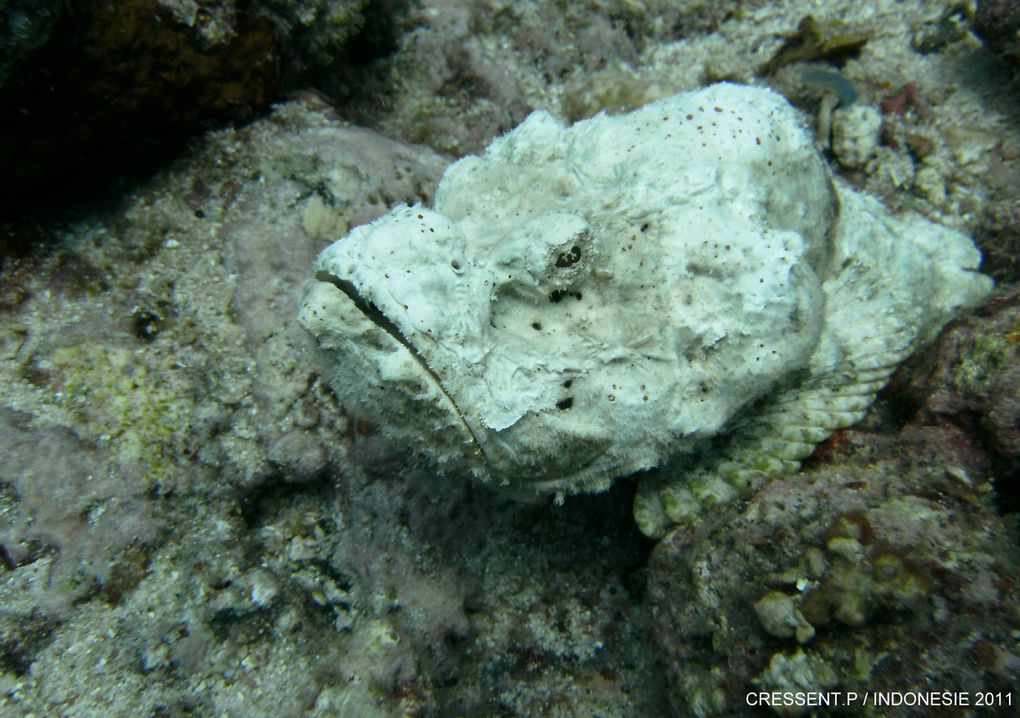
left=299, top=84, right=991, bottom=537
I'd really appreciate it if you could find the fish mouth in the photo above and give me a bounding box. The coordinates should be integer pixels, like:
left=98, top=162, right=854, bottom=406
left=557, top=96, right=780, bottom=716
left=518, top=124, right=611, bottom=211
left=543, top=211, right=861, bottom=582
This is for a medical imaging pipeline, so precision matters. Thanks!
left=313, top=269, right=490, bottom=467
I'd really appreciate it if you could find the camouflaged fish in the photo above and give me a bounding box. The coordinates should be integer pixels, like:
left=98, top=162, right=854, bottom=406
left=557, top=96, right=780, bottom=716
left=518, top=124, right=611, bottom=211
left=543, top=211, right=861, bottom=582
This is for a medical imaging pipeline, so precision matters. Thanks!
left=299, top=83, right=991, bottom=538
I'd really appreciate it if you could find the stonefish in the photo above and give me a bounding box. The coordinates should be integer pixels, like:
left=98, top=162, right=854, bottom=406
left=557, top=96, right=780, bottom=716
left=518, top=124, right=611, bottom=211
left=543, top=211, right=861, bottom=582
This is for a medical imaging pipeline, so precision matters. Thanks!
left=299, top=83, right=991, bottom=538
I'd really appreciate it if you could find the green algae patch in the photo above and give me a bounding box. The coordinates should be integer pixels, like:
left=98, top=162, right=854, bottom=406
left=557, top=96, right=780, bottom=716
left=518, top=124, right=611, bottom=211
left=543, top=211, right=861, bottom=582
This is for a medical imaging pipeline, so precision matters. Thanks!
left=952, top=331, right=1015, bottom=395
left=41, top=344, right=190, bottom=482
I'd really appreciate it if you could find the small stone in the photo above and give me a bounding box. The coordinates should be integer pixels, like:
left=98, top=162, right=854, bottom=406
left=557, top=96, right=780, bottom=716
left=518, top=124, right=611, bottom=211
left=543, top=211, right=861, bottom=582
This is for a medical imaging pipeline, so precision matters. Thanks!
left=301, top=194, right=345, bottom=240
left=914, top=165, right=947, bottom=205
left=826, top=536, right=865, bottom=562
left=268, top=431, right=327, bottom=483
left=832, top=104, right=881, bottom=168
left=754, top=590, right=816, bottom=643
left=0, top=326, right=26, bottom=360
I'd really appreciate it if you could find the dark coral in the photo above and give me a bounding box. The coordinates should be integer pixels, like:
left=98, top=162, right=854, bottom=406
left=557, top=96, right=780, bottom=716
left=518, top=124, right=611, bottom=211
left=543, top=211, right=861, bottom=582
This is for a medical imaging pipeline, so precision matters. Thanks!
left=0, top=0, right=280, bottom=221
left=894, top=285, right=1020, bottom=513
left=975, top=199, right=1020, bottom=284
left=974, top=0, right=1020, bottom=65
left=759, top=15, right=869, bottom=76
left=0, top=0, right=63, bottom=85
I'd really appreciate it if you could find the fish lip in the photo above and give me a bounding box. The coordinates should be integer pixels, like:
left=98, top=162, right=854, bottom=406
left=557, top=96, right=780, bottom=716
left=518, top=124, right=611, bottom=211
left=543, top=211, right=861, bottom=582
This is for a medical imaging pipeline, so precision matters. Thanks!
left=313, top=269, right=492, bottom=468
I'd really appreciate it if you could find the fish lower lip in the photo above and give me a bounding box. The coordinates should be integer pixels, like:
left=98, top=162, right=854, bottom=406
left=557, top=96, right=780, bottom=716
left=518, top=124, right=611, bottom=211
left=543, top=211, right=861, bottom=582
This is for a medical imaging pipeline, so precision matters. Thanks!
left=314, top=269, right=489, bottom=463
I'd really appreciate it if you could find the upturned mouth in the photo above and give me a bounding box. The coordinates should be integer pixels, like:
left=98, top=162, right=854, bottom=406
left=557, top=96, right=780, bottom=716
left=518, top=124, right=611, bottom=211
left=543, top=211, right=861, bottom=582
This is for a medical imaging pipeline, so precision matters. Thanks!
left=313, top=268, right=489, bottom=465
